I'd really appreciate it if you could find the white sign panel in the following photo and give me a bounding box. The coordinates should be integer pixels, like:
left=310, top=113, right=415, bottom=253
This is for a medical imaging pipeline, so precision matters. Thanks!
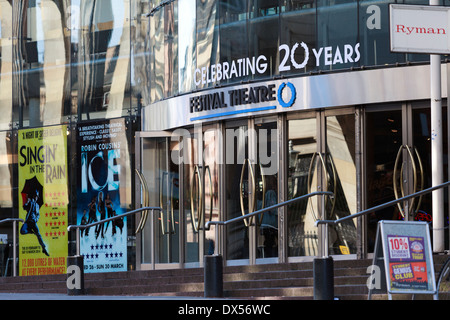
left=390, top=4, right=450, bottom=54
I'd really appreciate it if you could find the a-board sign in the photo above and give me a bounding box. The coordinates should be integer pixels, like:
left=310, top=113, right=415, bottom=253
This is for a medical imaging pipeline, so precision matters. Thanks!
left=390, top=4, right=450, bottom=54
left=369, top=221, right=436, bottom=299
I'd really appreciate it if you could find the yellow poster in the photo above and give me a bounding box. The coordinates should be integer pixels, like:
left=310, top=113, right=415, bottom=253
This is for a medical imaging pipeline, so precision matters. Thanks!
left=18, top=126, right=68, bottom=276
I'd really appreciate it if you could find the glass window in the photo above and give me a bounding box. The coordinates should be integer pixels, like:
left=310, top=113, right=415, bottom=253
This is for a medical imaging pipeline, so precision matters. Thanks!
left=219, top=0, right=249, bottom=85
left=195, top=0, right=219, bottom=91
left=76, top=0, right=131, bottom=120
left=178, top=0, right=197, bottom=93
left=0, top=1, right=13, bottom=130
left=130, top=0, right=151, bottom=110
left=148, top=1, right=178, bottom=102
left=0, top=131, right=15, bottom=215
left=281, top=0, right=315, bottom=12
left=248, top=0, right=279, bottom=80
left=280, top=0, right=316, bottom=75
left=359, top=0, right=406, bottom=67
left=317, top=0, right=359, bottom=71
left=17, top=0, right=70, bottom=128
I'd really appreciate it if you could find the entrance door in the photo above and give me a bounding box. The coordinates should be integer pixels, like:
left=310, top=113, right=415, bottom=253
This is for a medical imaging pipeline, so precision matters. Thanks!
left=183, top=125, right=220, bottom=265
left=286, top=109, right=357, bottom=258
left=224, top=117, right=279, bottom=264
left=136, top=132, right=180, bottom=269
left=365, top=102, right=448, bottom=253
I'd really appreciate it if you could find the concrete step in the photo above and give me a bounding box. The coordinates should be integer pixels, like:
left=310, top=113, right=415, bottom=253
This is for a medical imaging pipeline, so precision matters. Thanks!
left=0, top=256, right=447, bottom=300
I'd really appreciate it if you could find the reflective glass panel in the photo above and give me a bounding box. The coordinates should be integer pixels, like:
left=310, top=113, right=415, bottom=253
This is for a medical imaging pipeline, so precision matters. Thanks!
left=255, top=121, right=278, bottom=259
left=325, top=114, right=357, bottom=255
left=225, top=123, right=249, bottom=260
left=287, top=117, right=318, bottom=256
left=248, top=0, right=278, bottom=80
left=365, top=108, right=402, bottom=252
left=0, top=1, right=13, bottom=130
left=178, top=0, right=196, bottom=93
left=194, top=0, right=219, bottom=91
left=219, top=0, right=249, bottom=86
left=358, top=0, right=405, bottom=67
left=77, top=0, right=131, bottom=120
left=18, top=0, right=70, bottom=127
left=316, top=0, right=359, bottom=71
left=280, top=0, right=317, bottom=75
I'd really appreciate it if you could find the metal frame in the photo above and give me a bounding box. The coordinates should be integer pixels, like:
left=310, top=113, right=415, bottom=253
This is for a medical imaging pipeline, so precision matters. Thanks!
left=135, top=131, right=182, bottom=270
left=0, top=218, right=24, bottom=277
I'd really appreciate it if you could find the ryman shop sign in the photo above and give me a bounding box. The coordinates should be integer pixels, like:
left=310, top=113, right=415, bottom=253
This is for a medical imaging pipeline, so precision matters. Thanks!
left=390, top=4, right=450, bottom=54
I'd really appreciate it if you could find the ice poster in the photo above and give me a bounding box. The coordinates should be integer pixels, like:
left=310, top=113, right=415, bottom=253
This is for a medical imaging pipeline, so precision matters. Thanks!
left=18, top=126, right=68, bottom=276
left=76, top=119, right=128, bottom=273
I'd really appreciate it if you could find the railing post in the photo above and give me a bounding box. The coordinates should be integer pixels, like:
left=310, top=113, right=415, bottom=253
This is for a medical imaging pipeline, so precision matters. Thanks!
left=150, top=209, right=155, bottom=270
left=215, top=224, right=220, bottom=256
left=67, top=255, right=85, bottom=295
left=314, top=222, right=334, bottom=300
left=204, top=254, right=223, bottom=298
left=67, top=226, right=85, bottom=295
left=204, top=223, right=223, bottom=298
left=76, top=227, right=81, bottom=256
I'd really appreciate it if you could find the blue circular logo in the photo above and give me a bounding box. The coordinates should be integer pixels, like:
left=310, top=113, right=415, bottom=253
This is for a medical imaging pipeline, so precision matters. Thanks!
left=277, top=82, right=296, bottom=108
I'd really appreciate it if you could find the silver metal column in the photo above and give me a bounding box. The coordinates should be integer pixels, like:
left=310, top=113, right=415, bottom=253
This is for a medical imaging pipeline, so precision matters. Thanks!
left=430, top=0, right=445, bottom=253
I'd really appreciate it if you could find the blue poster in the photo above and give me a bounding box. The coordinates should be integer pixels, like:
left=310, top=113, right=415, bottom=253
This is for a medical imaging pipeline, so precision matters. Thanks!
left=76, top=119, right=128, bottom=273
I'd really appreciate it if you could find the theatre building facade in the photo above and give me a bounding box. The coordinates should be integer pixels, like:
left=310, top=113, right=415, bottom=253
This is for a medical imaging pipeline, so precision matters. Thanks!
left=0, top=0, right=449, bottom=276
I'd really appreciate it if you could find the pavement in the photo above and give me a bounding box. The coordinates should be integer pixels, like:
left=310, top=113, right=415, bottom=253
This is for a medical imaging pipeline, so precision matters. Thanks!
left=0, top=292, right=215, bottom=300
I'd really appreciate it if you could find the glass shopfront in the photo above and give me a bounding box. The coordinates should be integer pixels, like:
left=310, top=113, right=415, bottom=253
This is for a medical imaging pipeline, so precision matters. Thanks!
left=0, top=0, right=449, bottom=276
left=0, top=0, right=147, bottom=275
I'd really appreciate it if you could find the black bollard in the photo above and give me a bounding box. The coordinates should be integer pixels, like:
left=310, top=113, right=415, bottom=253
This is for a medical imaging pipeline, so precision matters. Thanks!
left=204, top=255, right=223, bottom=298
left=67, top=255, right=85, bottom=296
left=313, top=256, right=334, bottom=300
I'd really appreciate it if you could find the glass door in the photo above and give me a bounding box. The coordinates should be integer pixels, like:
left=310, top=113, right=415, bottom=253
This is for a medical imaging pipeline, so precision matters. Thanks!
left=323, top=110, right=357, bottom=256
left=224, top=118, right=279, bottom=264
left=287, top=113, right=319, bottom=257
left=183, top=125, right=220, bottom=265
left=137, top=132, right=180, bottom=269
left=287, top=109, right=357, bottom=258
left=255, top=118, right=279, bottom=260
left=364, top=102, right=448, bottom=253
left=225, top=121, right=250, bottom=262
left=365, top=106, right=402, bottom=252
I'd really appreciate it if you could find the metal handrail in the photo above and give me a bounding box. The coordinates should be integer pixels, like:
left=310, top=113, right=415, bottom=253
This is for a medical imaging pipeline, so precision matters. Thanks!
left=0, top=218, right=24, bottom=277
left=315, top=180, right=450, bottom=257
left=205, top=191, right=334, bottom=256
left=67, top=206, right=162, bottom=256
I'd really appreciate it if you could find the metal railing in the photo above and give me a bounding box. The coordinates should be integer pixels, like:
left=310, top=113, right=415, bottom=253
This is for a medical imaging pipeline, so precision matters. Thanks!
left=67, top=206, right=162, bottom=256
left=315, top=180, right=450, bottom=257
left=205, top=191, right=334, bottom=256
left=0, top=218, right=24, bottom=277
